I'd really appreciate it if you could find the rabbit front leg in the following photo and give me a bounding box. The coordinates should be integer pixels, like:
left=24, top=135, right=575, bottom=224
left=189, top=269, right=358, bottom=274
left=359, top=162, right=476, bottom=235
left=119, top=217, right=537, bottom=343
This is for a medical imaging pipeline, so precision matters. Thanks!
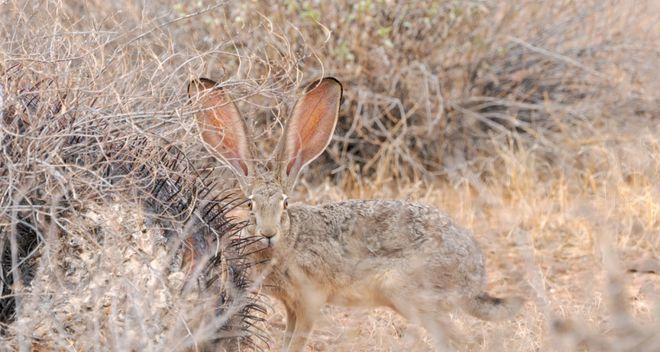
left=284, top=303, right=322, bottom=352
left=282, top=302, right=297, bottom=349
left=284, top=308, right=317, bottom=352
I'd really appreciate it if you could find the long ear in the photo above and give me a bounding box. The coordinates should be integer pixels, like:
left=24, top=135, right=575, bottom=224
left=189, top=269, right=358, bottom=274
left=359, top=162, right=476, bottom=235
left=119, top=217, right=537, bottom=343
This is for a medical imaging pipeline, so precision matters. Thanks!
left=274, top=77, right=342, bottom=191
left=188, top=78, right=254, bottom=191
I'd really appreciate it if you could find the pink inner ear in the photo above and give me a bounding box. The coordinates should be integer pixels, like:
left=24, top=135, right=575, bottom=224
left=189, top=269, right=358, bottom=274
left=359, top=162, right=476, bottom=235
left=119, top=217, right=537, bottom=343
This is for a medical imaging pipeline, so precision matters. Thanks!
left=196, top=87, right=254, bottom=178
left=232, top=158, right=249, bottom=176
left=278, top=78, right=341, bottom=183
left=286, top=140, right=302, bottom=175
left=286, top=158, right=296, bottom=175
left=220, top=148, right=248, bottom=176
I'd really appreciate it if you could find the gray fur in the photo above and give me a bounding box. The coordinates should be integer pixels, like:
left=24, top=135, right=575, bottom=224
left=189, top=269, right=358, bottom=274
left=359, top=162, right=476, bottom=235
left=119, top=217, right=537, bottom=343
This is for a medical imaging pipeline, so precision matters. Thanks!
left=190, top=77, right=523, bottom=351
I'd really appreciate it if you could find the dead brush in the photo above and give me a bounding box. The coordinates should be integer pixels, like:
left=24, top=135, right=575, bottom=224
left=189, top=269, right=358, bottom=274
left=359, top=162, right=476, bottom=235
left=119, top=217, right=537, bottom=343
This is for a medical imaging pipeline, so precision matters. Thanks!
left=0, top=65, right=265, bottom=350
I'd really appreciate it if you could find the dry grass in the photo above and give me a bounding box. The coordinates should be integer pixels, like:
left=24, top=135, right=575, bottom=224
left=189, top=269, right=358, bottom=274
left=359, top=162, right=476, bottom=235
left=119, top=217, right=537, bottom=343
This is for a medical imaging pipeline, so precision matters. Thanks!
left=1, top=0, right=658, bottom=351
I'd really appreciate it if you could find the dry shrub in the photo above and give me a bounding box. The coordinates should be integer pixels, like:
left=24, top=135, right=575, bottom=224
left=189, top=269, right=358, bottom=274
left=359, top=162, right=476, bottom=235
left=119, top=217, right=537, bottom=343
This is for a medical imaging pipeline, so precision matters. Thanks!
left=184, top=1, right=658, bottom=184
left=1, top=0, right=658, bottom=351
left=0, top=64, right=264, bottom=350
left=0, top=2, right=266, bottom=349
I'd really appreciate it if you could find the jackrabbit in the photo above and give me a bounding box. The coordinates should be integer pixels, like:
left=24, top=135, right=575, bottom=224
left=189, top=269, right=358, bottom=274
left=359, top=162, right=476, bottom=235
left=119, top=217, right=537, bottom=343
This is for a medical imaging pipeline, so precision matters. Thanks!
left=188, top=77, right=523, bottom=351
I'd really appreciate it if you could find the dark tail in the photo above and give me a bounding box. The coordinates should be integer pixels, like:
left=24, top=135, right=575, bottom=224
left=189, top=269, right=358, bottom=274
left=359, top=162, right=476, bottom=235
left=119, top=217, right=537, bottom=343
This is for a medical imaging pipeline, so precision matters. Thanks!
left=461, top=293, right=524, bottom=321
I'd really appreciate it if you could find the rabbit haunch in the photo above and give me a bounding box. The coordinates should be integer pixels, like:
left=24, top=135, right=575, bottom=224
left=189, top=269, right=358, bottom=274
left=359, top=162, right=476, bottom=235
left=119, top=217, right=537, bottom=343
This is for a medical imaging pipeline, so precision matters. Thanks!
left=189, top=77, right=523, bottom=351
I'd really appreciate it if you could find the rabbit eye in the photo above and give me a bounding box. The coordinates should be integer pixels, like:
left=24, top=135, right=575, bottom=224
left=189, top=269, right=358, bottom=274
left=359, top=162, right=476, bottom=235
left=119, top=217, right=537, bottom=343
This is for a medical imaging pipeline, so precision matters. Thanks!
left=283, top=198, right=288, bottom=209
left=246, top=199, right=253, bottom=210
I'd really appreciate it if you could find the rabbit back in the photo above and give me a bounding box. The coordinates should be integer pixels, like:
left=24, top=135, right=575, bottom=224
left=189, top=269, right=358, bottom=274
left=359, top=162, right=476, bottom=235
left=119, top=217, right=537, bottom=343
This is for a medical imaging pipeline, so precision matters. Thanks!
left=277, top=200, right=488, bottom=306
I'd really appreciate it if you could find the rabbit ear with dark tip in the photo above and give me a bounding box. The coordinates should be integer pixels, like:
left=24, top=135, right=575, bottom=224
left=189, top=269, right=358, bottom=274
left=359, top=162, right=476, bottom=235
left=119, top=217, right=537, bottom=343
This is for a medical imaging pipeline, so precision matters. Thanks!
left=274, top=77, right=343, bottom=192
left=189, top=78, right=254, bottom=192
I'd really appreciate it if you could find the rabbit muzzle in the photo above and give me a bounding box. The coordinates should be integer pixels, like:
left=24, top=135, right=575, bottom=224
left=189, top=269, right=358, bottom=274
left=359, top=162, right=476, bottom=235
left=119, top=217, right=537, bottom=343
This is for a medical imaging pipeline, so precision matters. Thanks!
left=257, top=226, right=280, bottom=247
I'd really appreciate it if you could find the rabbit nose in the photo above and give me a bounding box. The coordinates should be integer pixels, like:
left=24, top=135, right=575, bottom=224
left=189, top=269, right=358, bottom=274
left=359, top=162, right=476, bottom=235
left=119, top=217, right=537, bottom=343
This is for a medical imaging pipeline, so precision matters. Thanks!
left=259, top=229, right=277, bottom=238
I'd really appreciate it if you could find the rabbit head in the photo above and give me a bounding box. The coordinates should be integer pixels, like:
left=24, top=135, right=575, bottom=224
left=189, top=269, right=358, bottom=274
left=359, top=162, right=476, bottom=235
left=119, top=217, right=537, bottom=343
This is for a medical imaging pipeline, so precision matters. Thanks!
left=188, top=77, right=342, bottom=247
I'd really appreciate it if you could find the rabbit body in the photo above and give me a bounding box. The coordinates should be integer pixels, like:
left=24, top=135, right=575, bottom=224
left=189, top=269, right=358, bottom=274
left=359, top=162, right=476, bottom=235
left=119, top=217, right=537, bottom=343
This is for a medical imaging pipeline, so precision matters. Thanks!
left=247, top=197, right=520, bottom=351
left=258, top=200, right=485, bottom=309
left=188, top=77, right=522, bottom=351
